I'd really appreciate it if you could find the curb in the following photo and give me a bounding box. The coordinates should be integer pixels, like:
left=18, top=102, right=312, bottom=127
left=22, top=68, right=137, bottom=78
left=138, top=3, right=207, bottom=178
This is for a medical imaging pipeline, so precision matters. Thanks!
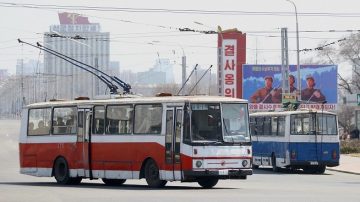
left=327, top=168, right=360, bottom=175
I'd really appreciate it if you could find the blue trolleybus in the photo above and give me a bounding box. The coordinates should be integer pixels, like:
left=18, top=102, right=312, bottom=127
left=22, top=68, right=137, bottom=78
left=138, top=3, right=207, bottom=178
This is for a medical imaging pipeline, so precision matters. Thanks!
left=250, top=109, right=339, bottom=174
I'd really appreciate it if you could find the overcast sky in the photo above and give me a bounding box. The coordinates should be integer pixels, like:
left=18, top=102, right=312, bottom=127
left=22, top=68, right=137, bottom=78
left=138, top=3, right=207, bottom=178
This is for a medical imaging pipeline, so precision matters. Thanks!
left=1, top=0, right=360, bottom=82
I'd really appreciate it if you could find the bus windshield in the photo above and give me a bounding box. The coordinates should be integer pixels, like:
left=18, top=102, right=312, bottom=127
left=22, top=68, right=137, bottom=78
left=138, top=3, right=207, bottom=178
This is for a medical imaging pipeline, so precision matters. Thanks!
left=222, top=103, right=250, bottom=142
left=189, top=103, right=250, bottom=143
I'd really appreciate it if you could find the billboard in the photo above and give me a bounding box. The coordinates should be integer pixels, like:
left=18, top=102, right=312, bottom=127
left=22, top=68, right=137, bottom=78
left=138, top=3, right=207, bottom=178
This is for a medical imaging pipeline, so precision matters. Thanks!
left=217, top=30, right=246, bottom=98
left=222, top=39, right=237, bottom=97
left=242, top=64, right=337, bottom=111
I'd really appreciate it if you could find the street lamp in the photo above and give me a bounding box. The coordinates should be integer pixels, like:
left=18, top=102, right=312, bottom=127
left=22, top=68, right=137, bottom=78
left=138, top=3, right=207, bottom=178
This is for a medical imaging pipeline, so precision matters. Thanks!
left=286, top=0, right=301, bottom=101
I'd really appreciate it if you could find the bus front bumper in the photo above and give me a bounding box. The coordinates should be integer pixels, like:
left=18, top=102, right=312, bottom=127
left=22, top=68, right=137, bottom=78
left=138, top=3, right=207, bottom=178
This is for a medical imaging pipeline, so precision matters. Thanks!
left=183, top=169, right=252, bottom=180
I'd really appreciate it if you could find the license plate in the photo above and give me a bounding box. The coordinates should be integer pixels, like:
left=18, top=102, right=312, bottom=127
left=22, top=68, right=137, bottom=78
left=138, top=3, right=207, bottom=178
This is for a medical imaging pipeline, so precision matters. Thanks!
left=219, top=170, right=228, bottom=175
left=310, top=161, right=319, bottom=165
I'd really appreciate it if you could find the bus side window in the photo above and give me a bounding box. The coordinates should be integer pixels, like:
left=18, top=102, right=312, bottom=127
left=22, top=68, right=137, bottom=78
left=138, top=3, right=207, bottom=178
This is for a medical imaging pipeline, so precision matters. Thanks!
left=278, top=116, right=285, bottom=136
left=106, top=105, right=133, bottom=135
left=134, top=104, right=162, bottom=134
left=263, top=117, right=271, bottom=136
left=271, top=117, right=278, bottom=136
left=256, top=117, right=264, bottom=136
left=249, top=117, right=256, bottom=136
left=53, top=107, right=77, bottom=135
left=28, top=108, right=51, bottom=136
left=93, top=106, right=105, bottom=134
left=291, top=115, right=299, bottom=134
left=28, top=122, right=35, bottom=135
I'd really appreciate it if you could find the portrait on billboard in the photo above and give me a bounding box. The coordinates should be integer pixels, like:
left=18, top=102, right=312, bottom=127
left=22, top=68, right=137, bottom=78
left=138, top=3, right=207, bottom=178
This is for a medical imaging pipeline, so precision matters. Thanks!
left=301, top=75, right=326, bottom=103
left=242, top=64, right=337, bottom=110
left=250, top=76, right=281, bottom=103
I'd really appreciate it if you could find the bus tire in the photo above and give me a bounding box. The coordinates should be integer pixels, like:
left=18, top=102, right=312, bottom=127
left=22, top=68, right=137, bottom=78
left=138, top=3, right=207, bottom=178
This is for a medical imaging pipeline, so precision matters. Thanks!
left=102, top=178, right=126, bottom=186
left=69, top=177, right=82, bottom=185
left=303, top=166, right=316, bottom=174
left=316, top=166, right=326, bottom=174
left=54, top=157, right=72, bottom=185
left=198, top=178, right=219, bottom=189
left=144, top=159, right=167, bottom=188
left=271, top=154, right=278, bottom=172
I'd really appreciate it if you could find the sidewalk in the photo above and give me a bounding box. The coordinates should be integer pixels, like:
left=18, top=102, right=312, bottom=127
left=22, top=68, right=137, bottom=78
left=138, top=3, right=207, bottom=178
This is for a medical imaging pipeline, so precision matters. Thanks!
left=327, top=154, right=360, bottom=175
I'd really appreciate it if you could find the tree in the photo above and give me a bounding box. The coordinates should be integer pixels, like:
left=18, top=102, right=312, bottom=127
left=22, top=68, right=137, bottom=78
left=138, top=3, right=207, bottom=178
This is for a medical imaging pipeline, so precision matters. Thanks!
left=311, top=33, right=360, bottom=133
left=315, top=33, right=360, bottom=94
left=337, top=105, right=355, bottom=134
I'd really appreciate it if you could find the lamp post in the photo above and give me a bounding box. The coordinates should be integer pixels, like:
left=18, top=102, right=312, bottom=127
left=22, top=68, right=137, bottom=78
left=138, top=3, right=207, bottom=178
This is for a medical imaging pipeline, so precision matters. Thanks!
left=287, top=0, right=301, bottom=101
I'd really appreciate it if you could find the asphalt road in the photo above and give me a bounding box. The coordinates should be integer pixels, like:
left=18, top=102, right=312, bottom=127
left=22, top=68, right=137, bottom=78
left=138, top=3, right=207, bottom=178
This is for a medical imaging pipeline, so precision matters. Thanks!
left=1, top=120, right=359, bottom=202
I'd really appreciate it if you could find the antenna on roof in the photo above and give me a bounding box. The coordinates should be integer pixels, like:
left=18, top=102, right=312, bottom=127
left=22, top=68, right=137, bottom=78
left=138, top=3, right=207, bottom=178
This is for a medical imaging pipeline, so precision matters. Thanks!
left=176, top=64, right=198, bottom=95
left=188, top=65, right=213, bottom=95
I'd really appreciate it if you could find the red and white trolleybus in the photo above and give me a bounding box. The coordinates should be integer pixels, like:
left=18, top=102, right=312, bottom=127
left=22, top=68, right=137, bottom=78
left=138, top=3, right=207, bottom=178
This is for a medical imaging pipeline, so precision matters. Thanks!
left=19, top=95, right=252, bottom=188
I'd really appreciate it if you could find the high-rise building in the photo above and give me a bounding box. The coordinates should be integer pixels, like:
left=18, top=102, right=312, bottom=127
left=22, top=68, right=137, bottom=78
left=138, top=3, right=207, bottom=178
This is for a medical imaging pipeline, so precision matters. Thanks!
left=44, top=12, right=110, bottom=99
left=152, top=58, right=174, bottom=83
left=0, top=69, right=8, bottom=81
left=16, top=59, right=43, bottom=76
left=109, top=61, right=120, bottom=77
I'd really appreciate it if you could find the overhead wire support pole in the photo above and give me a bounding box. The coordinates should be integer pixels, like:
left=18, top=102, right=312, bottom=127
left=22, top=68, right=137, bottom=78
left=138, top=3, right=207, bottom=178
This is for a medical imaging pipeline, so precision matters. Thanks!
left=176, top=64, right=198, bottom=95
left=188, top=65, right=213, bottom=95
left=18, top=39, right=119, bottom=94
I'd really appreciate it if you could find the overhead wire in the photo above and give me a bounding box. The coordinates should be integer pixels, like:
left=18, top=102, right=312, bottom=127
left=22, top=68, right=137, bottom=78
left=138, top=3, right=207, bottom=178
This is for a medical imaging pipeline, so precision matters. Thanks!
left=2, top=2, right=360, bottom=17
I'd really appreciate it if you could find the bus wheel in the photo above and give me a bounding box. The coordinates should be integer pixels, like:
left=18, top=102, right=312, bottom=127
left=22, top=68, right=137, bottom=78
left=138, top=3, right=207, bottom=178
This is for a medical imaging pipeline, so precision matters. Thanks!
left=54, top=157, right=72, bottom=185
left=102, top=178, right=126, bottom=186
left=144, top=159, right=167, bottom=188
left=69, top=177, right=82, bottom=185
left=198, top=178, right=219, bottom=189
left=316, top=166, right=326, bottom=174
left=271, top=154, right=278, bottom=172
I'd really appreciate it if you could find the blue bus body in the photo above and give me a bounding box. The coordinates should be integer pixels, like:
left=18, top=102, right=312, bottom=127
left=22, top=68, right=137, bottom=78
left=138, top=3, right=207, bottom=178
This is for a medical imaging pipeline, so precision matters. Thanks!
left=250, top=110, right=339, bottom=173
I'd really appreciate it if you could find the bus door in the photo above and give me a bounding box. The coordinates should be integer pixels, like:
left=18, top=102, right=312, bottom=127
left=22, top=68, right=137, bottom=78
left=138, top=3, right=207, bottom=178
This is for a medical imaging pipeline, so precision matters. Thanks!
left=165, top=106, right=183, bottom=181
left=77, top=108, right=92, bottom=178
left=308, top=113, right=320, bottom=162
left=315, top=112, right=325, bottom=162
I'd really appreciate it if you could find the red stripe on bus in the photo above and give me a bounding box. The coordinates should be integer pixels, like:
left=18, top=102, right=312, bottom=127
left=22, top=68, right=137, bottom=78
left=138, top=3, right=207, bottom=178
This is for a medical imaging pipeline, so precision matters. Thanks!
left=20, top=142, right=194, bottom=171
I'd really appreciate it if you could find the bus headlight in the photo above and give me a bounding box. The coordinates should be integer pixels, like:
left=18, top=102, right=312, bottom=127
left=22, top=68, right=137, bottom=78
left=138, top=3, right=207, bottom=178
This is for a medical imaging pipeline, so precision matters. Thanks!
left=195, top=160, right=203, bottom=168
left=242, top=160, right=248, bottom=167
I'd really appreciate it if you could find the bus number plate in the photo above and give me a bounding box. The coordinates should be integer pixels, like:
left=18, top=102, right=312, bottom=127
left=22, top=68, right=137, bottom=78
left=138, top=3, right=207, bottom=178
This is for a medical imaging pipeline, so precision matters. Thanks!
left=310, top=161, right=319, bottom=165
left=219, top=170, right=228, bottom=175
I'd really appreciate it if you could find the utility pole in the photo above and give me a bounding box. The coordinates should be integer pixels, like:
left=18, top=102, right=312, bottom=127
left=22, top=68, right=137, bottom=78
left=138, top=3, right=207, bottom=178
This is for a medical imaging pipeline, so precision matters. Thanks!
left=182, top=54, right=186, bottom=92
left=281, top=28, right=290, bottom=94
left=21, top=59, right=25, bottom=107
left=287, top=0, right=301, bottom=101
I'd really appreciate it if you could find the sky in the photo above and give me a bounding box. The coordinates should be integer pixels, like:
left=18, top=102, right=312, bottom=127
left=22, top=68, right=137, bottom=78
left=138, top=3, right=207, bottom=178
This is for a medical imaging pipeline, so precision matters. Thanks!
left=1, top=0, right=360, bottom=83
